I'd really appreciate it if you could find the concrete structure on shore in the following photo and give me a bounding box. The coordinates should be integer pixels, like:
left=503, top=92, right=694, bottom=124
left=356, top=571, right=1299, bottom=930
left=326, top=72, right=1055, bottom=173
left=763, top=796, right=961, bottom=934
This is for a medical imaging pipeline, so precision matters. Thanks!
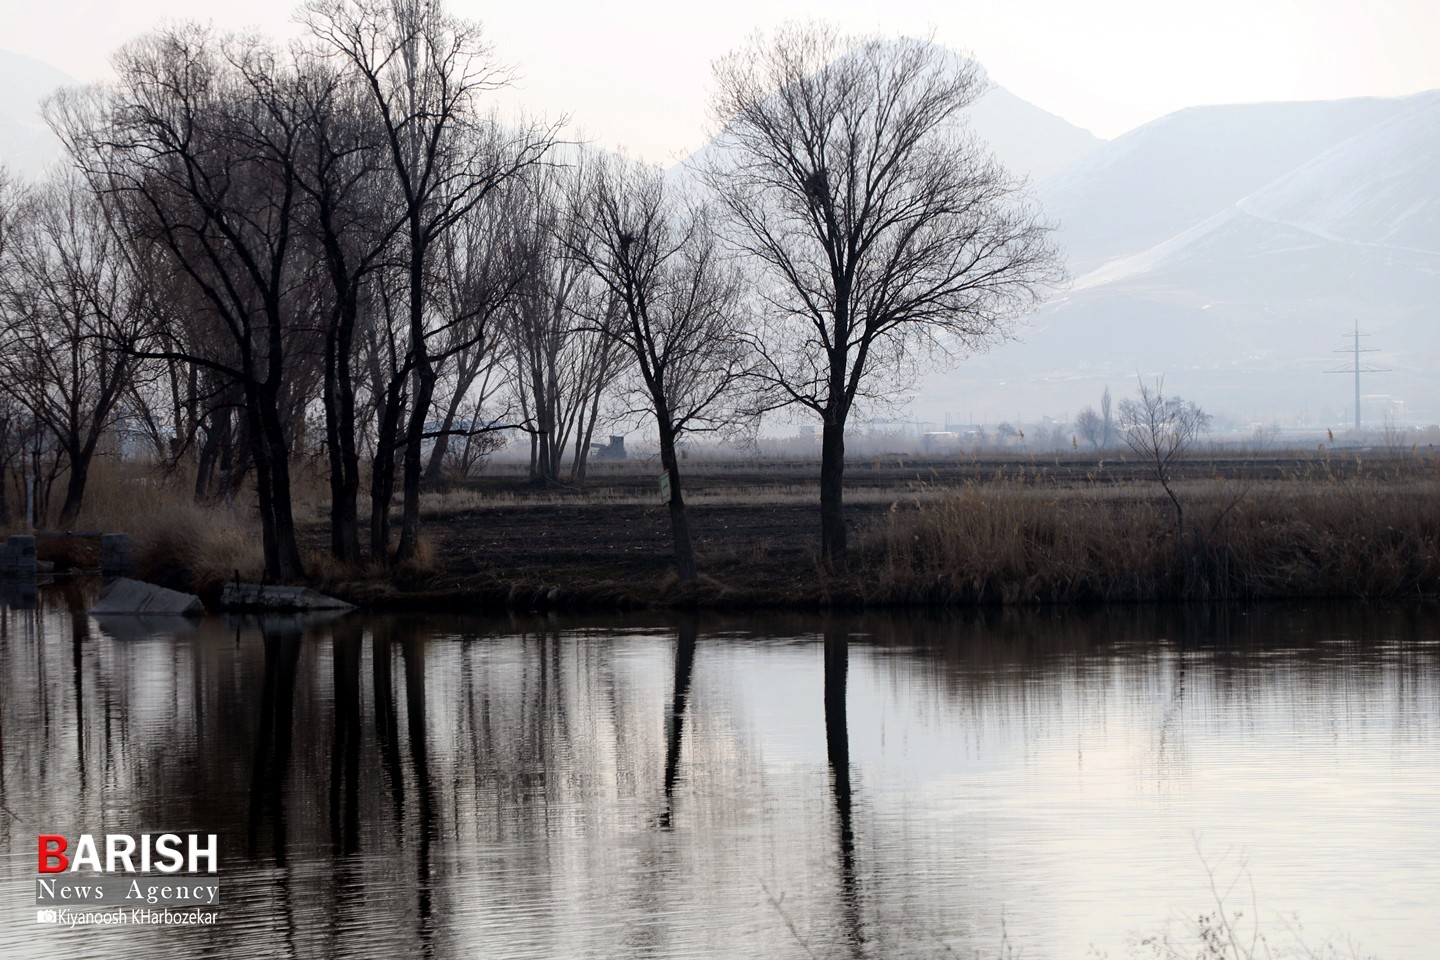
left=91, top=577, right=205, bottom=616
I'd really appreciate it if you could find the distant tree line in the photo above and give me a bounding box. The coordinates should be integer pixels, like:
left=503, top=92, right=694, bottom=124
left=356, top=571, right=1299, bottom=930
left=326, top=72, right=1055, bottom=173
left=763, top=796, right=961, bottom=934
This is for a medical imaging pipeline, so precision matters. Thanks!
left=0, top=3, right=1060, bottom=581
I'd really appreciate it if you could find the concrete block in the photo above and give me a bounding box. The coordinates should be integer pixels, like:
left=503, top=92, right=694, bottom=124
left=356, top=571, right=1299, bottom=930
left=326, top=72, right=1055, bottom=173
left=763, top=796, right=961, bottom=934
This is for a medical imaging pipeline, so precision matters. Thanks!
left=91, top=577, right=205, bottom=617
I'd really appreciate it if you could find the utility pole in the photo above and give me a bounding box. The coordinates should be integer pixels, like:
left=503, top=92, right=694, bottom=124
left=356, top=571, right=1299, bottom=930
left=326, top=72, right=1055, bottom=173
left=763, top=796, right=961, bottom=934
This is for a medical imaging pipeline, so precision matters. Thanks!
left=1327, top=321, right=1388, bottom=430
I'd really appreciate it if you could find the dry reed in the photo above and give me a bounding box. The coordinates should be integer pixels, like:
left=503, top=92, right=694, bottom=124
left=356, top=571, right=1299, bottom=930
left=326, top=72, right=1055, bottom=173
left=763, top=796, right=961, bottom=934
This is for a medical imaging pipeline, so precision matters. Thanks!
left=66, top=460, right=265, bottom=597
left=863, top=469, right=1439, bottom=604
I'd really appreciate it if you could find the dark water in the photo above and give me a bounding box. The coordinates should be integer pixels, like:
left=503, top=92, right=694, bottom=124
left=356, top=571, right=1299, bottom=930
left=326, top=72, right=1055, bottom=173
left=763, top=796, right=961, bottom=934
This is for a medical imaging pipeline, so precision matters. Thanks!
left=1, top=584, right=1437, bottom=959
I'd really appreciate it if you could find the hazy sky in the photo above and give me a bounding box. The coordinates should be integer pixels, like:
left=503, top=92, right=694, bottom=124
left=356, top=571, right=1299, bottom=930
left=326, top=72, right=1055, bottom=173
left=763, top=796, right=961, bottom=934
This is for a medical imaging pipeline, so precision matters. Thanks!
left=5, top=0, right=1440, bottom=160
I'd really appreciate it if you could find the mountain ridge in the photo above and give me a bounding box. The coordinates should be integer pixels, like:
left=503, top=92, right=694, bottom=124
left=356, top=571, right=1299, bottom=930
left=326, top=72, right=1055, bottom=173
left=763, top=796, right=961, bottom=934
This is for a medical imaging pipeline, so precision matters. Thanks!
left=916, top=87, right=1440, bottom=427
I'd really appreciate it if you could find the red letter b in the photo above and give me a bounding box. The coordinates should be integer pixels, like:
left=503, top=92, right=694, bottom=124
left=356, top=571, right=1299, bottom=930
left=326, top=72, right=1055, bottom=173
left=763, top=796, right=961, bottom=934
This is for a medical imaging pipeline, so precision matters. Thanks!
left=38, top=835, right=68, bottom=873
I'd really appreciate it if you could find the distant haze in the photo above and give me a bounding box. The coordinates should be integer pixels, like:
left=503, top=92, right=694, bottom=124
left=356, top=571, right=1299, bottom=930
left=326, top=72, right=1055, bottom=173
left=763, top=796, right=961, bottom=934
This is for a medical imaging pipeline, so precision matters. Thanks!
left=912, top=90, right=1440, bottom=430
left=0, top=50, right=73, bottom=177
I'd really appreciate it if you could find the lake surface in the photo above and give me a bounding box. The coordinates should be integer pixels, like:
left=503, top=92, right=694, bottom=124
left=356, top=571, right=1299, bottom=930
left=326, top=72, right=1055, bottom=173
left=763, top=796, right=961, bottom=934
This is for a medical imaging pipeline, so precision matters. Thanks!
left=1, top=584, right=1437, bottom=959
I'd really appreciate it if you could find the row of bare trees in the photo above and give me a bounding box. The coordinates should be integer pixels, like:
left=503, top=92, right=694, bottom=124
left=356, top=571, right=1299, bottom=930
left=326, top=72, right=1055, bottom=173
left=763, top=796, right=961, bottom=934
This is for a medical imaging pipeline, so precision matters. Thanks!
left=0, top=6, right=1062, bottom=582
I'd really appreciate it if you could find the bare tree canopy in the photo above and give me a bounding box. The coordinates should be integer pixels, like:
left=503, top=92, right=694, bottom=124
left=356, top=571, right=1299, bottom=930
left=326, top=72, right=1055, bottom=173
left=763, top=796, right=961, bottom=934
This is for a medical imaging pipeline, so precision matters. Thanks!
left=52, top=26, right=320, bottom=579
left=502, top=165, right=624, bottom=486
left=1075, top=406, right=1103, bottom=450
left=701, top=24, right=1063, bottom=565
left=1, top=10, right=1082, bottom=590
left=564, top=151, right=754, bottom=581
left=0, top=174, right=147, bottom=526
left=0, top=165, right=15, bottom=257
left=304, top=0, right=559, bottom=564
left=1118, top=377, right=1212, bottom=533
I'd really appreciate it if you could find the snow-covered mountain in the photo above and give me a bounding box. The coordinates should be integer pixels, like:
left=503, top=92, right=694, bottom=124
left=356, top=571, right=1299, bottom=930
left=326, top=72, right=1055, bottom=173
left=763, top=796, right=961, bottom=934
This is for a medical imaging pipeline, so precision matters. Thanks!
left=1236, top=93, right=1440, bottom=255
left=1035, top=97, right=1410, bottom=273
left=917, top=90, right=1440, bottom=428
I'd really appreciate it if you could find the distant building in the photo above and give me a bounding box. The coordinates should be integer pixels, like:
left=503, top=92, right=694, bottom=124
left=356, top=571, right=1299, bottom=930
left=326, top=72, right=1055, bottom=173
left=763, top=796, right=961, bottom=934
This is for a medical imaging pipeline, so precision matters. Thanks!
left=591, top=435, right=627, bottom=461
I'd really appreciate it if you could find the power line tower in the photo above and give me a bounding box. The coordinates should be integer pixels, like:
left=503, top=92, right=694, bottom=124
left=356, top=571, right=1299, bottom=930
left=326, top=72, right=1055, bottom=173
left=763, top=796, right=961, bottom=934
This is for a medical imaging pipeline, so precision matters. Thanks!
left=1327, top=321, right=1389, bottom=430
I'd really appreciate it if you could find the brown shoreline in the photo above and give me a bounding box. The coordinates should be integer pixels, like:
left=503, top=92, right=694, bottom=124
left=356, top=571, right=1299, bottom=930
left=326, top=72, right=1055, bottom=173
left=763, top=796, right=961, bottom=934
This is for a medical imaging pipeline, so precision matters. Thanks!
left=31, top=452, right=1431, bottom=614
left=298, top=452, right=1439, bottom=613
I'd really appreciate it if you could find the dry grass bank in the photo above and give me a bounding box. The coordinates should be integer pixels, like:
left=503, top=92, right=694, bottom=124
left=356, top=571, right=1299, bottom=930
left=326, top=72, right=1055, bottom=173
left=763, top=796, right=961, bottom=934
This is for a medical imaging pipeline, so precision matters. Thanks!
left=864, top=466, right=1440, bottom=604
left=10, top=452, right=1436, bottom=609
left=24, top=461, right=269, bottom=598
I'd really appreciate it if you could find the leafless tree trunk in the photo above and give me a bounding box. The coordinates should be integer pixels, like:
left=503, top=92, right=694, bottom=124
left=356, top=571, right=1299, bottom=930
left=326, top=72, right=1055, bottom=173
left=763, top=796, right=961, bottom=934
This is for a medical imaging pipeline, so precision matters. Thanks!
left=565, top=154, right=753, bottom=583
left=359, top=277, right=411, bottom=561
left=701, top=26, right=1063, bottom=568
left=54, top=28, right=317, bottom=579
left=504, top=170, right=625, bottom=486
left=305, top=0, right=557, bottom=564
left=0, top=397, right=19, bottom=526
left=290, top=58, right=400, bottom=565
left=0, top=175, right=146, bottom=527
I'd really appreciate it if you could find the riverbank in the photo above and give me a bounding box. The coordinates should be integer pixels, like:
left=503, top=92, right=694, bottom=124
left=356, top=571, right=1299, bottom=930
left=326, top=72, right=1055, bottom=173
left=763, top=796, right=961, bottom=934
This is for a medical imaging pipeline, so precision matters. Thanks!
left=25, top=452, right=1438, bottom=612
left=310, top=452, right=1439, bottom=611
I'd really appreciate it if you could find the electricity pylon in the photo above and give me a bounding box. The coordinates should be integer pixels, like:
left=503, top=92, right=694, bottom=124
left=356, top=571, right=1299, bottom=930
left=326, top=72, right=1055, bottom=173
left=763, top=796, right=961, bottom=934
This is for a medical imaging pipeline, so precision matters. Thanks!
left=1327, top=321, right=1388, bottom=430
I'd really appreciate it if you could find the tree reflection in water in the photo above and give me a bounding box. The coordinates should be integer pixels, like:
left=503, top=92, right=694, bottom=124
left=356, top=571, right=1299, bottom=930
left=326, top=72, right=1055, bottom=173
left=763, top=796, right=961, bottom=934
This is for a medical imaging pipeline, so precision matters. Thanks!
left=824, top=625, right=864, bottom=957
left=247, top=620, right=302, bottom=866
left=659, top=619, right=698, bottom=830
left=0, top=596, right=1435, bottom=960
left=329, top=619, right=362, bottom=857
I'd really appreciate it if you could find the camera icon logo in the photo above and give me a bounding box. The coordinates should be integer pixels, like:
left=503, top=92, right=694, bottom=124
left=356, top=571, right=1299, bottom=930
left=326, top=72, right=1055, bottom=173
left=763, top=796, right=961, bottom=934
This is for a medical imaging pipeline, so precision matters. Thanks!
left=36, top=909, right=58, bottom=924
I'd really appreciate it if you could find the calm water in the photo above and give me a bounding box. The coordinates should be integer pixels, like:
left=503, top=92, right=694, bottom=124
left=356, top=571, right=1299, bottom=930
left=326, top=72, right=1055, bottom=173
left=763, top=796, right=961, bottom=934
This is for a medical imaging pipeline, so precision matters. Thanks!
left=1, top=584, right=1437, bottom=959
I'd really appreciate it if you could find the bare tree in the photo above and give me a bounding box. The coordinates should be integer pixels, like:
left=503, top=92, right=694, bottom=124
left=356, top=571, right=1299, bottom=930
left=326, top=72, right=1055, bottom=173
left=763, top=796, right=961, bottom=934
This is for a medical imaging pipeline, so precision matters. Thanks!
left=442, top=386, right=509, bottom=478
left=701, top=26, right=1062, bottom=567
left=1074, top=407, right=1103, bottom=450
left=56, top=27, right=319, bottom=578
left=0, top=394, right=23, bottom=526
left=503, top=169, right=625, bottom=485
left=1118, top=377, right=1211, bottom=536
left=356, top=271, right=412, bottom=557
left=1250, top=422, right=1281, bottom=452
left=422, top=334, right=510, bottom=484
left=0, top=166, right=17, bottom=523
left=102, top=252, right=245, bottom=497
left=422, top=185, right=523, bottom=487
left=565, top=153, right=753, bottom=582
left=291, top=55, right=399, bottom=564
left=0, top=174, right=150, bottom=526
left=0, top=165, right=14, bottom=262
left=304, top=0, right=558, bottom=563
